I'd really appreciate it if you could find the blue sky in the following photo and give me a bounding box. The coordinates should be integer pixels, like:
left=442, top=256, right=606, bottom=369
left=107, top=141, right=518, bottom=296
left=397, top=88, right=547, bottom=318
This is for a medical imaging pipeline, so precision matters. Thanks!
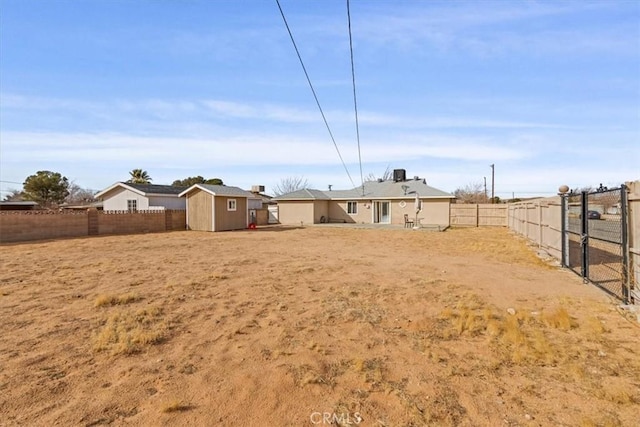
left=1, top=0, right=638, bottom=198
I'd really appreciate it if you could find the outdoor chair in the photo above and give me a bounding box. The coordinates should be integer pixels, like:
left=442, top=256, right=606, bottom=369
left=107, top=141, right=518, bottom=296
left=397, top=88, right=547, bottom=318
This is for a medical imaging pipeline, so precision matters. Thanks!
left=404, top=214, right=414, bottom=228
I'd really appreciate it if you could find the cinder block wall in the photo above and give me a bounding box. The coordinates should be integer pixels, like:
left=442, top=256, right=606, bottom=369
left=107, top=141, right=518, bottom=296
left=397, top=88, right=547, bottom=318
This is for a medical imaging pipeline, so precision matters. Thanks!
left=98, top=211, right=166, bottom=235
left=0, top=212, right=88, bottom=243
left=0, top=210, right=187, bottom=243
left=170, top=210, right=187, bottom=230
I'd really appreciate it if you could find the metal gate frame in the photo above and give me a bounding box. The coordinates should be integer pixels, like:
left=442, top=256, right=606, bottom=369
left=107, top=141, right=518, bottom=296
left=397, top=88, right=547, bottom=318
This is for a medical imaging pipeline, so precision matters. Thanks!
left=561, top=184, right=630, bottom=303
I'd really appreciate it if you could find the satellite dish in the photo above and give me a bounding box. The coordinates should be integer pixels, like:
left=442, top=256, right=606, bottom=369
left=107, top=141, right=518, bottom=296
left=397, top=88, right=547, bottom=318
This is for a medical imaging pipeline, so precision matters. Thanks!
left=401, top=185, right=409, bottom=195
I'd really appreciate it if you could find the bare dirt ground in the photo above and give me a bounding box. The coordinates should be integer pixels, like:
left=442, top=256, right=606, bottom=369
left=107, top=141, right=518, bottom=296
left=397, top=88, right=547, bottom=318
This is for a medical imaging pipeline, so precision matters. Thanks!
left=1, top=226, right=638, bottom=426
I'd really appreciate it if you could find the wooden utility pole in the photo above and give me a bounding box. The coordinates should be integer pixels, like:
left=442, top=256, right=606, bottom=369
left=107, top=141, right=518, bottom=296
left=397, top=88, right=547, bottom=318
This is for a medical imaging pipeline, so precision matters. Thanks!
left=490, top=164, right=495, bottom=203
left=483, top=176, right=487, bottom=201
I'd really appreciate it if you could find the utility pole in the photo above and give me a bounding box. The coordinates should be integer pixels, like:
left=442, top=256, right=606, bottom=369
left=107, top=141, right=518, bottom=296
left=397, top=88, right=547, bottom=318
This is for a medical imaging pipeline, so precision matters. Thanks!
left=490, top=164, right=495, bottom=203
left=483, top=177, right=487, bottom=201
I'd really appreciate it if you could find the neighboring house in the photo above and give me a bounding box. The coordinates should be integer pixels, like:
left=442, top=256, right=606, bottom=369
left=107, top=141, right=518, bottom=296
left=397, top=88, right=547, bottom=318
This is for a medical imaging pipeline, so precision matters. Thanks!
left=273, top=169, right=455, bottom=228
left=179, top=184, right=255, bottom=232
left=59, top=201, right=104, bottom=211
left=95, top=183, right=187, bottom=211
left=247, top=185, right=275, bottom=210
left=0, top=201, right=39, bottom=211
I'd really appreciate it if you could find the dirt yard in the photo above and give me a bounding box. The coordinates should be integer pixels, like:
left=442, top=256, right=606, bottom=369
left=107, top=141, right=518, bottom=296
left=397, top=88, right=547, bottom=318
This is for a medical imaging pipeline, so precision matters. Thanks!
left=1, top=226, right=638, bottom=426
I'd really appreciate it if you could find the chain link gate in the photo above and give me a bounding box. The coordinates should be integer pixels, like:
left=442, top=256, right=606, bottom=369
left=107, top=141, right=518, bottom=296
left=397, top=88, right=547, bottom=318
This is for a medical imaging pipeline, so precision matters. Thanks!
left=562, top=185, right=630, bottom=303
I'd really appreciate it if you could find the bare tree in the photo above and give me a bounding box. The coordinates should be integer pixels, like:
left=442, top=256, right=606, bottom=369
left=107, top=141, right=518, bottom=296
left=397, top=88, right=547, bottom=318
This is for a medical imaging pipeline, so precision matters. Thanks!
left=65, top=183, right=97, bottom=204
left=453, top=182, right=489, bottom=204
left=273, top=176, right=309, bottom=196
left=2, top=189, right=25, bottom=201
left=365, top=165, right=393, bottom=182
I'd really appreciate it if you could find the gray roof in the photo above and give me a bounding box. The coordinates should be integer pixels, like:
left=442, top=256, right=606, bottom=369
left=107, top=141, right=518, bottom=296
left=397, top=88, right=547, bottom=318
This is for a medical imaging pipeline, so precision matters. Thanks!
left=0, top=201, right=39, bottom=206
left=274, top=179, right=453, bottom=201
left=125, top=183, right=187, bottom=195
left=95, top=182, right=186, bottom=198
left=273, top=188, right=332, bottom=201
left=179, top=184, right=254, bottom=198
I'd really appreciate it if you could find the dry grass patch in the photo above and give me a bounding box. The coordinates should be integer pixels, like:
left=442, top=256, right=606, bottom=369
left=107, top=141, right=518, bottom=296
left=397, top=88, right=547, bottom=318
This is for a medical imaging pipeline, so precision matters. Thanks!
left=542, top=306, right=575, bottom=330
left=92, top=306, right=167, bottom=355
left=161, top=400, right=192, bottom=413
left=94, top=292, right=140, bottom=308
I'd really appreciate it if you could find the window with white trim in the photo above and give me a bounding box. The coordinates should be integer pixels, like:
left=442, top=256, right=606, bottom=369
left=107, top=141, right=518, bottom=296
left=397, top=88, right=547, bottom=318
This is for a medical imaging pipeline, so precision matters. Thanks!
left=227, top=199, right=237, bottom=211
left=347, top=201, right=358, bottom=215
left=127, top=199, right=137, bottom=211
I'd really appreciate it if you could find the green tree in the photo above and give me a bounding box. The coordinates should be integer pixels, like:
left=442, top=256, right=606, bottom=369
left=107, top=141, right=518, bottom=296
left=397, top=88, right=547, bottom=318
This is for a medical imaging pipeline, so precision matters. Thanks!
left=171, top=176, right=224, bottom=187
left=128, top=169, right=152, bottom=184
left=205, top=178, right=224, bottom=185
left=22, top=170, right=70, bottom=207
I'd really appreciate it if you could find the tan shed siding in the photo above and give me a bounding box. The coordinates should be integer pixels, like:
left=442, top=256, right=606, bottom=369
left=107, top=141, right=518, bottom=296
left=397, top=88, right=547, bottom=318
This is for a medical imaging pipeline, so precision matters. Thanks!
left=276, top=201, right=315, bottom=225
left=186, top=189, right=213, bottom=231
left=214, top=196, right=247, bottom=231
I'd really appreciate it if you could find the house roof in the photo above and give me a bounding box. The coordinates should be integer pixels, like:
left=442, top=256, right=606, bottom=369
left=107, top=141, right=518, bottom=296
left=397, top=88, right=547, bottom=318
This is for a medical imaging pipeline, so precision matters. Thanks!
left=274, top=179, right=454, bottom=201
left=0, top=201, right=39, bottom=210
left=95, top=182, right=187, bottom=199
left=273, top=188, right=332, bottom=201
left=179, top=184, right=255, bottom=198
left=249, top=192, right=276, bottom=204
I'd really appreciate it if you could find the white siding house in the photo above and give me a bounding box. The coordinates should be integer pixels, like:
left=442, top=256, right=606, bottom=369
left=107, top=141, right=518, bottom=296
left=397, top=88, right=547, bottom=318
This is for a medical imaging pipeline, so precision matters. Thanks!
left=95, top=183, right=187, bottom=211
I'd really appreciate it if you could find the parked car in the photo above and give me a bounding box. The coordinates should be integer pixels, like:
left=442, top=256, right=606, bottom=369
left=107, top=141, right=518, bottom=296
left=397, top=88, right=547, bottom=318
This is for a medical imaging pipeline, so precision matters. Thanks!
left=587, top=210, right=601, bottom=220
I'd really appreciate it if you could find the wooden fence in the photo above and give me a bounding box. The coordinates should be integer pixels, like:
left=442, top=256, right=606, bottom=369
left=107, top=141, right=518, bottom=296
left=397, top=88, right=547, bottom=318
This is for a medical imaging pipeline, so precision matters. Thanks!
left=450, top=204, right=508, bottom=227
left=507, top=198, right=563, bottom=260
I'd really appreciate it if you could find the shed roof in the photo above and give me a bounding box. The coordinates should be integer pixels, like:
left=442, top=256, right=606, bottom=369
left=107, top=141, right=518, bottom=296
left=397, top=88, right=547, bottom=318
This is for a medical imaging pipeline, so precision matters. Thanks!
left=179, top=184, right=254, bottom=198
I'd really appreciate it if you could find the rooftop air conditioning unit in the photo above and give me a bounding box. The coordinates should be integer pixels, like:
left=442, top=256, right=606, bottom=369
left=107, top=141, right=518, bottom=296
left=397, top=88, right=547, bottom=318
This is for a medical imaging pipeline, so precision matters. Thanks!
left=393, top=169, right=406, bottom=182
left=251, top=185, right=265, bottom=193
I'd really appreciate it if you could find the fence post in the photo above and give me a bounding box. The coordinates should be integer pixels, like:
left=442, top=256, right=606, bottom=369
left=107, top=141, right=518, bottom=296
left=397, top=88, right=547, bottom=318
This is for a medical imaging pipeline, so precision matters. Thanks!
left=621, top=184, right=630, bottom=303
left=538, top=202, right=542, bottom=248
left=561, top=194, right=568, bottom=267
left=165, top=210, right=172, bottom=231
left=580, top=191, right=589, bottom=283
left=476, top=204, right=479, bottom=227
left=88, top=208, right=99, bottom=235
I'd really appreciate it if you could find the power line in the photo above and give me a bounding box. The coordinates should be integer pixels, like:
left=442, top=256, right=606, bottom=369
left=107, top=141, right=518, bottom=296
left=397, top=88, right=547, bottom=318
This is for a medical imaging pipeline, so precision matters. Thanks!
left=275, top=0, right=356, bottom=188
left=346, top=0, right=364, bottom=194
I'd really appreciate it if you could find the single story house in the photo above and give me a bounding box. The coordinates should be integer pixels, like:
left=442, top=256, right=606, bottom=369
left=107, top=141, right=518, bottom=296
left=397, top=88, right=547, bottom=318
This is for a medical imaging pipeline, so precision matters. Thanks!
left=273, top=169, right=455, bottom=228
left=179, top=184, right=255, bottom=232
left=0, top=201, right=39, bottom=211
left=95, top=183, right=187, bottom=211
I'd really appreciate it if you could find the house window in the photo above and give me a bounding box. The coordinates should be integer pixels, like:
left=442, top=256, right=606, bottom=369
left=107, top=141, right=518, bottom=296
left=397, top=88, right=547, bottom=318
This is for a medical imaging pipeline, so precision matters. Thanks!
left=127, top=199, right=137, bottom=211
left=347, top=201, right=358, bottom=215
left=227, top=199, right=237, bottom=211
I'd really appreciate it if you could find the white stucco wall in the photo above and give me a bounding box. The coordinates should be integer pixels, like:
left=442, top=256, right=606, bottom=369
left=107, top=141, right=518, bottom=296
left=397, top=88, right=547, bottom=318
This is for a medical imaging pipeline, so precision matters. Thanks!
left=102, top=188, right=150, bottom=211
left=101, top=188, right=185, bottom=211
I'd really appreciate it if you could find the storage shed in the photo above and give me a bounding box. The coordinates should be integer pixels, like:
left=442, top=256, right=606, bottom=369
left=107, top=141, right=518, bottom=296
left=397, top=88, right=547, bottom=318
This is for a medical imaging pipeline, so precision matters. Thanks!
left=179, top=184, right=254, bottom=232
